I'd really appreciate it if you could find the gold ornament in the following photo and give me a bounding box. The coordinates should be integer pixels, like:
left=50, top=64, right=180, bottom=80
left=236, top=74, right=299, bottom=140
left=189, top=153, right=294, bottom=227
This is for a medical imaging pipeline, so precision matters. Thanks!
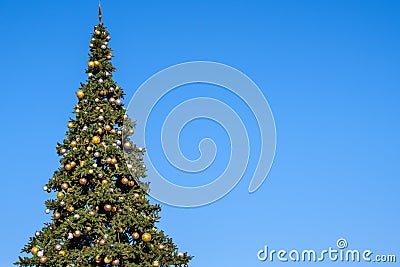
left=86, top=226, right=92, bottom=232
left=67, top=122, right=74, bottom=128
left=152, top=227, right=158, bottom=232
left=118, top=228, right=124, bottom=233
left=67, top=188, right=72, bottom=193
left=92, top=136, right=101, bottom=144
left=111, top=158, right=117, bottom=165
left=80, top=160, right=85, bottom=167
left=57, top=192, right=65, bottom=199
left=70, top=141, right=77, bottom=147
left=88, top=61, right=95, bottom=68
left=76, top=90, right=84, bottom=99
left=39, top=256, right=47, bottom=264
left=95, top=30, right=101, bottom=35
left=128, top=180, right=135, bottom=187
left=106, top=36, right=111, bottom=41
left=112, top=259, right=120, bottom=266
left=79, top=178, right=87, bottom=185
left=65, top=164, right=72, bottom=171
left=31, top=246, right=39, bottom=255
left=54, top=211, right=61, bottom=219
left=88, top=169, right=94, bottom=174
left=70, top=161, right=76, bottom=167
left=95, top=255, right=102, bottom=262
left=73, top=230, right=81, bottom=237
left=132, top=232, right=140, bottom=239
left=121, top=177, right=128, bottom=184
left=142, top=232, right=151, bottom=242
left=129, top=129, right=135, bottom=135
left=104, top=256, right=112, bottom=264
left=94, top=60, right=100, bottom=67
left=105, top=125, right=112, bottom=131
left=67, top=206, right=75, bottom=213
left=59, top=250, right=66, bottom=256
left=106, top=157, right=112, bottom=164
left=101, top=179, right=108, bottom=185
left=61, top=183, right=69, bottom=190
left=89, top=211, right=95, bottom=216
left=99, top=239, right=106, bottom=246
left=104, top=204, right=112, bottom=211
left=158, top=244, right=165, bottom=250
left=153, top=260, right=159, bottom=266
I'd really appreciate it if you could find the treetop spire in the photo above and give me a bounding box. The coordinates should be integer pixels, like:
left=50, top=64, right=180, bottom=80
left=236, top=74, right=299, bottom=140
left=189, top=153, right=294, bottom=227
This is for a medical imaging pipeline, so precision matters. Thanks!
left=98, top=2, right=103, bottom=24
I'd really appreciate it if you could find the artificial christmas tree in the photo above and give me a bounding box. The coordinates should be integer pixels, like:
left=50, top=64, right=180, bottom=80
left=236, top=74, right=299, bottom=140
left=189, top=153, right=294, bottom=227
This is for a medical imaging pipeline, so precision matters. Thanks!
left=16, top=7, right=192, bottom=267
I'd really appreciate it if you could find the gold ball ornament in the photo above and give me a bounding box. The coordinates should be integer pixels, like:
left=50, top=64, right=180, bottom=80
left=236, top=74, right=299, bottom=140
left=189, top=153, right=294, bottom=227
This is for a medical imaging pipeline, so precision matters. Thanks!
left=89, top=211, right=95, bottom=216
left=111, top=158, right=117, bottom=165
left=57, top=192, right=65, bottom=199
left=123, top=142, right=132, bottom=150
left=79, top=178, right=87, bottom=185
left=70, top=161, right=76, bottom=167
left=106, top=157, right=112, bottom=164
left=106, top=36, right=111, bottom=41
left=111, top=207, right=117, bottom=212
left=104, top=204, right=112, bottom=211
left=112, top=259, right=120, bottom=266
left=95, top=255, right=102, bottom=263
left=105, top=125, right=112, bottom=131
left=121, top=177, right=129, bottom=184
left=59, top=250, right=66, bottom=256
left=91, top=136, right=101, bottom=144
left=31, top=246, right=39, bottom=255
left=104, top=256, right=112, bottom=264
left=67, top=206, right=75, bottom=213
left=65, top=164, right=72, bottom=171
left=132, top=232, right=140, bottom=239
left=73, top=230, right=81, bottom=237
left=94, top=60, right=100, bottom=67
left=54, top=212, right=61, bottom=219
left=107, top=54, right=112, bottom=60
left=86, top=226, right=92, bottom=232
left=70, top=141, right=77, bottom=147
left=95, top=30, right=101, bottom=35
left=153, top=260, right=159, bottom=266
left=142, top=232, right=151, bottom=242
left=128, top=180, right=135, bottom=187
left=158, top=244, right=165, bottom=250
left=99, top=239, right=106, bottom=246
left=61, top=183, right=69, bottom=190
left=129, top=129, right=135, bottom=135
left=76, top=90, right=84, bottom=99
left=88, top=61, right=95, bottom=68
left=67, top=122, right=74, bottom=128
left=101, top=179, right=108, bottom=185
left=39, top=256, right=47, bottom=264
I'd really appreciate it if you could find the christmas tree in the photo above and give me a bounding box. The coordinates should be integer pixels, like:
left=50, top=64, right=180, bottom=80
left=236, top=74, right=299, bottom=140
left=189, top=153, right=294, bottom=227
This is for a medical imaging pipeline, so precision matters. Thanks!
left=16, top=7, right=192, bottom=267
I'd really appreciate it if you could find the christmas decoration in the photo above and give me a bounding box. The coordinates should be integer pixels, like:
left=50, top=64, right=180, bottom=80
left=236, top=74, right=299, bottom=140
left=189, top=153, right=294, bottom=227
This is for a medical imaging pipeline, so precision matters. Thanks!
left=16, top=5, right=192, bottom=267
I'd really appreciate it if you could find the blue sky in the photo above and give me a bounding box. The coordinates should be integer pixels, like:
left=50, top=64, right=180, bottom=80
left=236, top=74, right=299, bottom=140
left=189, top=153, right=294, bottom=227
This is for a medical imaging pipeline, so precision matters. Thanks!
left=0, top=0, right=399, bottom=266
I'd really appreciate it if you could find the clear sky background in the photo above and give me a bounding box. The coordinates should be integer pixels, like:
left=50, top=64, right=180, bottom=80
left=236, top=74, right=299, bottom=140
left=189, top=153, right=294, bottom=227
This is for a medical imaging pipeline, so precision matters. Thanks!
left=0, top=0, right=399, bottom=266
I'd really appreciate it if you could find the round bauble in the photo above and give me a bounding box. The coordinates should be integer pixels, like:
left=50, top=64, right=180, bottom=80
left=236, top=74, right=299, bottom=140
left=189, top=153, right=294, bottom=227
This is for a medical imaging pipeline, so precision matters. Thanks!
left=95, top=30, right=101, bottom=35
left=101, top=179, right=108, bottom=185
left=107, top=54, right=112, bottom=60
left=88, top=61, right=95, bottom=68
left=37, top=250, right=44, bottom=257
left=67, top=206, right=75, bottom=213
left=89, top=211, right=95, bottom=216
left=91, top=136, right=101, bottom=144
left=57, top=192, right=64, bottom=199
left=70, top=161, right=76, bottom=167
left=106, top=36, right=111, bottom=41
left=60, top=148, right=67, bottom=155
left=109, top=97, right=115, bottom=103
left=89, top=43, right=94, bottom=48
left=31, top=246, right=39, bottom=255
left=105, top=125, right=112, bottom=131
left=76, top=90, right=84, bottom=99
left=111, top=158, right=117, bottom=165
left=95, top=255, right=102, bottom=263
left=55, top=244, right=62, bottom=250
left=70, top=141, right=77, bottom=147
left=79, top=178, right=87, bottom=185
left=86, top=226, right=92, bottom=232
left=115, top=99, right=122, bottom=106
left=60, top=200, right=65, bottom=206
left=121, top=177, right=129, bottom=184
left=104, top=204, right=112, bottom=211
left=99, top=239, right=106, bottom=246
left=67, top=122, right=74, bottom=128
left=142, top=232, right=151, bottom=242
left=65, top=164, right=72, bottom=171
left=158, top=243, right=165, bottom=250
left=73, top=230, right=81, bottom=237
left=104, top=256, right=112, bottom=264
left=67, top=233, right=73, bottom=239
left=59, top=250, right=66, bottom=256
left=39, top=256, right=47, bottom=264
left=112, top=259, right=120, bottom=266
left=128, top=181, right=135, bottom=187
left=45, top=208, right=50, bottom=214
left=101, top=45, right=106, bottom=49
left=132, top=232, right=140, bottom=239
left=153, top=260, right=159, bottom=267
left=35, top=231, right=40, bottom=237
left=61, top=183, right=68, bottom=190
left=94, top=60, right=100, bottom=67
left=98, top=115, right=104, bottom=121
left=94, top=152, right=100, bottom=157
left=129, top=129, right=135, bottom=135
left=54, top=212, right=61, bottom=219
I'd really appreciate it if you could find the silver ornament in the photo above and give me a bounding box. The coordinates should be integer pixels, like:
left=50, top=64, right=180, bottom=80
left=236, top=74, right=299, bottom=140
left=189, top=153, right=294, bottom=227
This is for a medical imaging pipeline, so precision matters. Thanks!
left=73, top=214, right=80, bottom=219
left=98, top=115, right=104, bottom=121
left=109, top=87, right=114, bottom=92
left=83, top=126, right=88, bottom=131
left=37, top=251, right=44, bottom=257
left=94, top=152, right=100, bottom=157
left=60, top=200, right=65, bottom=206
left=101, top=45, right=106, bottom=49
left=43, top=186, right=48, bottom=191
left=116, top=140, right=121, bottom=145
left=45, top=209, right=50, bottom=214
left=93, top=163, right=98, bottom=167
left=88, top=73, right=93, bottom=77
left=55, top=244, right=62, bottom=251
left=98, top=78, right=103, bottom=83
left=35, top=231, right=40, bottom=237
left=101, top=159, right=106, bottom=164
left=109, top=97, right=115, bottom=103
left=67, top=233, right=73, bottom=239
left=115, top=99, right=122, bottom=106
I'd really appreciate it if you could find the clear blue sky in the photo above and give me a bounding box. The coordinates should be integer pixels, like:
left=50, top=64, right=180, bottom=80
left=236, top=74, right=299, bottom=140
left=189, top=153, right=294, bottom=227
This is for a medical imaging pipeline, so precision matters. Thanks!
left=0, top=1, right=399, bottom=266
